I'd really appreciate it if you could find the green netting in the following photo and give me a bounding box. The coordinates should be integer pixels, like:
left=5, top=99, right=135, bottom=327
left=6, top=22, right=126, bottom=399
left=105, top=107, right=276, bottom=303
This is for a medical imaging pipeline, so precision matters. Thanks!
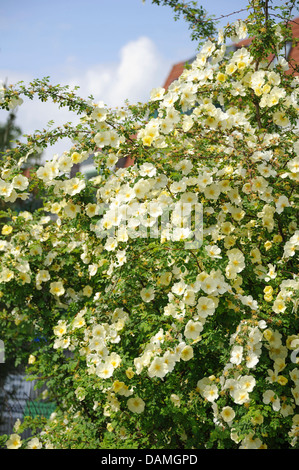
left=23, top=401, right=56, bottom=419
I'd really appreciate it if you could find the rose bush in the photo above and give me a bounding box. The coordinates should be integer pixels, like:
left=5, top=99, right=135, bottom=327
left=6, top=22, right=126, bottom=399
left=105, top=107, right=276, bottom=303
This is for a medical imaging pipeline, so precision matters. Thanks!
left=0, top=0, right=298, bottom=449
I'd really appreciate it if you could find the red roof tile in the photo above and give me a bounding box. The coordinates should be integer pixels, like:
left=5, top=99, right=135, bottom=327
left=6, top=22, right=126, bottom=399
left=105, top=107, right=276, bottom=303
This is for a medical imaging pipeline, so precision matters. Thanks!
left=122, top=18, right=299, bottom=169
left=163, top=61, right=186, bottom=90
left=163, top=17, right=299, bottom=86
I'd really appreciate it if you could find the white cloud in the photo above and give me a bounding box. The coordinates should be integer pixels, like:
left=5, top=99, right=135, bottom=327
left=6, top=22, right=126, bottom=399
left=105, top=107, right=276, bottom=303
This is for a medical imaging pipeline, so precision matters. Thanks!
left=67, top=36, right=171, bottom=107
left=0, top=36, right=172, bottom=161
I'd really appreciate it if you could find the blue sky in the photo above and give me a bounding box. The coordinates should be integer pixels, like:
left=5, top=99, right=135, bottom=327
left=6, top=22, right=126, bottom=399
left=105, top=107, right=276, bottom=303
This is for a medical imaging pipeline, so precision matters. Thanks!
left=1, top=0, right=253, bottom=78
left=0, top=0, right=295, bottom=160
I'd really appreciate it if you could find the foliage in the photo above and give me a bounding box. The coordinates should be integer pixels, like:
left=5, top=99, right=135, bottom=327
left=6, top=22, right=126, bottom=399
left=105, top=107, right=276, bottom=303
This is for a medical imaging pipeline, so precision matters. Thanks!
left=144, top=0, right=217, bottom=45
left=0, top=0, right=299, bottom=450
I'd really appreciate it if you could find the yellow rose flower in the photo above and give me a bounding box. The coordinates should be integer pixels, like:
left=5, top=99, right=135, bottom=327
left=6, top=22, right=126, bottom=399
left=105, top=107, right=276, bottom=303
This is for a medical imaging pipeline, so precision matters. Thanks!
left=277, top=376, right=288, bottom=386
left=2, top=225, right=13, bottom=235
left=125, top=367, right=135, bottom=379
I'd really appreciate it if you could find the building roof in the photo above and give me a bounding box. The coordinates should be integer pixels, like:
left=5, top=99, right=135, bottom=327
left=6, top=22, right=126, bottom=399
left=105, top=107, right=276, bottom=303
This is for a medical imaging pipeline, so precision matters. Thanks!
left=162, top=17, right=299, bottom=88
left=289, top=17, right=299, bottom=67
left=163, top=60, right=187, bottom=90
left=91, top=18, right=299, bottom=172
